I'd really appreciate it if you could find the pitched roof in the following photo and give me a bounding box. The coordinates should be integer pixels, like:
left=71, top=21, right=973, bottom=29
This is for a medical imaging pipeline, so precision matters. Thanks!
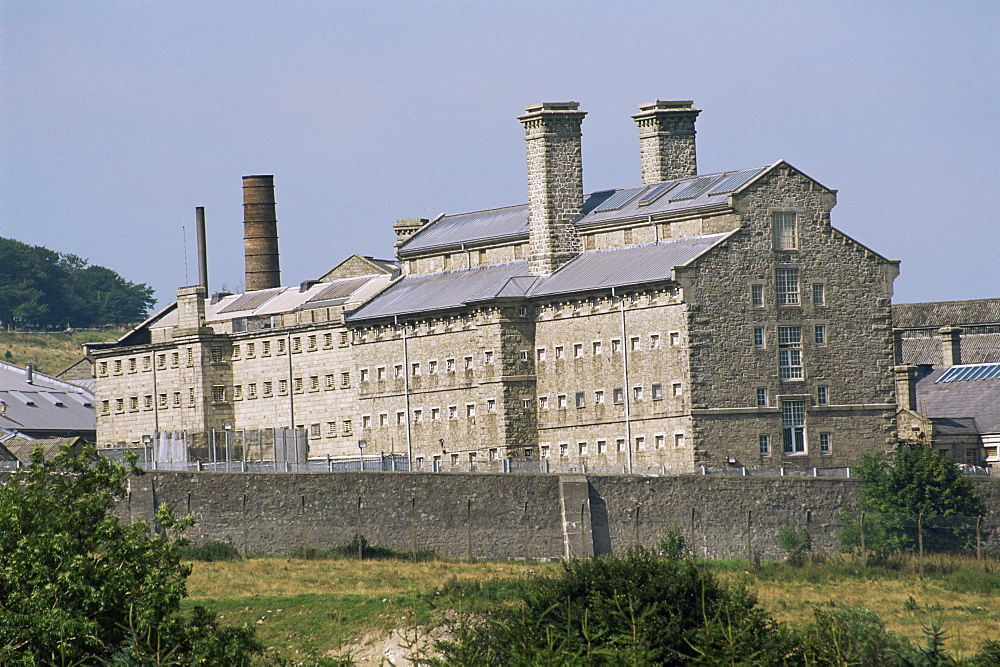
left=349, top=233, right=730, bottom=322
left=898, top=331, right=1000, bottom=366
left=0, top=362, right=96, bottom=436
left=397, top=167, right=769, bottom=256
left=915, top=367, right=1000, bottom=434
left=892, top=298, right=1000, bottom=330
left=0, top=435, right=85, bottom=463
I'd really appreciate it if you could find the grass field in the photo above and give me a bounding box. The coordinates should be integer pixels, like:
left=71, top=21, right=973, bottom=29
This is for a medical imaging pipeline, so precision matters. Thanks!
left=183, top=554, right=1000, bottom=663
left=0, top=329, right=122, bottom=375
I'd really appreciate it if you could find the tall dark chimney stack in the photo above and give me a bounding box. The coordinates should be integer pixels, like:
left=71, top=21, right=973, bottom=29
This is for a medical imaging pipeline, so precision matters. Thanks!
left=195, top=206, right=208, bottom=290
left=242, top=175, right=281, bottom=291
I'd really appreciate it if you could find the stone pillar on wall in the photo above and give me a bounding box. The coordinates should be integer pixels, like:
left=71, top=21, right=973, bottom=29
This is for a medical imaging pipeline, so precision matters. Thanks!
left=939, top=326, right=963, bottom=366
left=519, top=102, right=586, bottom=276
left=894, top=364, right=918, bottom=411
left=631, top=100, right=701, bottom=183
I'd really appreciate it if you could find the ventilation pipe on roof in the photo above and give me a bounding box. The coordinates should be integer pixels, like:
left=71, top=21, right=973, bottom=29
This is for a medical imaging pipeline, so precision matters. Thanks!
left=25, top=361, right=33, bottom=385
left=243, top=175, right=281, bottom=291
left=195, top=206, right=209, bottom=290
left=632, top=100, right=701, bottom=183
left=519, top=102, right=586, bottom=276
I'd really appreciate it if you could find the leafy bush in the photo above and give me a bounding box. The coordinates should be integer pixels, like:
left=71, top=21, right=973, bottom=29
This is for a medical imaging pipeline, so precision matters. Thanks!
left=800, top=604, right=911, bottom=665
left=656, top=524, right=691, bottom=560
left=435, top=547, right=795, bottom=665
left=0, top=444, right=261, bottom=664
left=178, top=540, right=242, bottom=562
left=778, top=523, right=812, bottom=566
left=840, top=445, right=986, bottom=556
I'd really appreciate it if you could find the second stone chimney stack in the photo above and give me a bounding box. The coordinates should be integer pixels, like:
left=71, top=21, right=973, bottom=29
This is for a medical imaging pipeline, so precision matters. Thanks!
left=632, top=100, right=701, bottom=183
left=519, top=102, right=586, bottom=276
left=939, top=326, right=963, bottom=366
left=242, top=175, right=281, bottom=291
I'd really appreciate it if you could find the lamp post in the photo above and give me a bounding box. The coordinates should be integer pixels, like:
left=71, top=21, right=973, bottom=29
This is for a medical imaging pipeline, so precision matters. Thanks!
left=141, top=434, right=152, bottom=468
left=222, top=423, right=232, bottom=471
left=358, top=439, right=367, bottom=471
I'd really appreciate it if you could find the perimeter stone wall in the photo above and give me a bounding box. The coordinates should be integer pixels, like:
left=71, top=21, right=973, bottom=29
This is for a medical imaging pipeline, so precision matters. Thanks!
left=115, top=471, right=1000, bottom=560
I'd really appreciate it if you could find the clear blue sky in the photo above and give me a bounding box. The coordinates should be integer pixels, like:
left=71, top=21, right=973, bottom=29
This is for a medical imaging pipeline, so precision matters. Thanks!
left=2, top=1, right=997, bottom=308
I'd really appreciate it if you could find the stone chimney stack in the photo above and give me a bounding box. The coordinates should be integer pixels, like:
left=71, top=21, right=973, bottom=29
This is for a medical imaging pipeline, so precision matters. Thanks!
left=894, top=364, right=918, bottom=411
left=632, top=100, right=701, bottom=183
left=175, top=286, right=208, bottom=334
left=519, top=102, right=586, bottom=276
left=939, top=326, right=963, bottom=366
left=242, top=175, right=281, bottom=291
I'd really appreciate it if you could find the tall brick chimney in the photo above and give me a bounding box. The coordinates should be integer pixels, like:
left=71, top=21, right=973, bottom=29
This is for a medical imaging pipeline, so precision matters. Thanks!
left=632, top=100, right=700, bottom=183
left=519, top=102, right=585, bottom=276
left=242, top=175, right=280, bottom=291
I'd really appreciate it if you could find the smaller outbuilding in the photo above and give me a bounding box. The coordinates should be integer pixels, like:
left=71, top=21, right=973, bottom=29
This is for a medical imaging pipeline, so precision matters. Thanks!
left=0, top=361, right=97, bottom=443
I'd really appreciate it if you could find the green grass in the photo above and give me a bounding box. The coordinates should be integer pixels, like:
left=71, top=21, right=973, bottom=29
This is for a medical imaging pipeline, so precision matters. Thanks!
left=0, top=329, right=122, bottom=375
left=184, top=554, right=1000, bottom=663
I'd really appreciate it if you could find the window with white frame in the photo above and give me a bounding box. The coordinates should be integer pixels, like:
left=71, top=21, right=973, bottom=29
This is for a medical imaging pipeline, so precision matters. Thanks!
left=820, top=432, right=831, bottom=454
left=635, top=435, right=645, bottom=450
left=633, top=385, right=643, bottom=401
left=446, top=358, right=455, bottom=372
left=578, top=441, right=588, bottom=456
left=655, top=434, right=665, bottom=449
left=520, top=350, right=529, bottom=361
left=449, top=405, right=458, bottom=419
left=611, top=338, right=621, bottom=353
left=593, top=340, right=602, bottom=355
left=613, top=387, right=624, bottom=404
left=360, top=368, right=369, bottom=382
left=541, top=444, right=551, bottom=458
left=362, top=414, right=371, bottom=429
left=413, top=409, right=422, bottom=424
left=782, top=400, right=806, bottom=454
left=411, top=362, right=420, bottom=376
left=485, top=350, right=494, bottom=364
left=672, top=382, right=682, bottom=397
left=814, top=324, right=827, bottom=346
left=431, top=407, right=440, bottom=421
left=669, top=331, right=680, bottom=346
left=429, top=360, right=438, bottom=374
left=817, top=386, right=829, bottom=406
left=395, top=364, right=403, bottom=378
left=557, top=394, right=567, bottom=409
left=464, top=355, right=473, bottom=370
left=396, top=411, right=405, bottom=425
left=595, top=389, right=604, bottom=404
left=754, top=326, right=765, bottom=348
left=751, top=284, right=764, bottom=308
left=651, top=383, right=663, bottom=401
left=555, top=346, right=564, bottom=360
left=650, top=334, right=660, bottom=349
left=559, top=443, right=568, bottom=457
left=616, top=438, right=626, bottom=452
left=630, top=336, right=640, bottom=351
left=756, top=387, right=768, bottom=407
left=466, top=403, right=476, bottom=418
left=575, top=391, right=585, bottom=409
left=773, top=212, right=798, bottom=250
left=674, top=433, right=685, bottom=448
left=574, top=343, right=583, bottom=358
left=812, top=283, right=825, bottom=306
left=759, top=434, right=771, bottom=456
left=776, top=268, right=800, bottom=305
left=379, top=413, right=388, bottom=427
left=778, top=326, right=803, bottom=379
left=487, top=398, right=496, bottom=412
left=537, top=348, right=546, bottom=362
left=539, top=395, right=548, bottom=410
left=376, top=366, right=386, bottom=380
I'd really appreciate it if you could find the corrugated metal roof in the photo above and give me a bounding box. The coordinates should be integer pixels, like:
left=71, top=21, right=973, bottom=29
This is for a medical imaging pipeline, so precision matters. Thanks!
left=350, top=233, right=731, bottom=321
left=527, top=233, right=731, bottom=298
left=307, top=276, right=375, bottom=303
left=401, top=205, right=529, bottom=254
left=397, top=166, right=770, bottom=256
left=892, top=298, right=1000, bottom=329
left=217, top=288, right=284, bottom=314
left=0, top=363, right=95, bottom=435
left=347, top=262, right=532, bottom=321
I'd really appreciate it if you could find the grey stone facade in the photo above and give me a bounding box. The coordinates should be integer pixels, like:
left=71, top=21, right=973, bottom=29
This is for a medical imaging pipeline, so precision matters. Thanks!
left=90, top=100, right=904, bottom=471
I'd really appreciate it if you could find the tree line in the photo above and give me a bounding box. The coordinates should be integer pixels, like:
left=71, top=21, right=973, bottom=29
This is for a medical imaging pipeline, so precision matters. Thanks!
left=0, top=237, right=156, bottom=329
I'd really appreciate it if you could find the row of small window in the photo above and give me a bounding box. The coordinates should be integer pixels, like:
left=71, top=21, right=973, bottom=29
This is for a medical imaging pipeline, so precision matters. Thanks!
left=98, top=348, right=198, bottom=376
left=361, top=355, right=479, bottom=381
left=758, top=432, right=832, bottom=456
left=540, top=383, right=681, bottom=410
left=751, top=271, right=825, bottom=308
left=234, top=373, right=352, bottom=398
left=369, top=401, right=498, bottom=427
left=536, top=332, right=679, bottom=361
left=308, top=421, right=352, bottom=438
left=756, top=386, right=830, bottom=408
left=540, top=433, right=685, bottom=458
left=232, top=331, right=349, bottom=359
left=100, top=389, right=199, bottom=414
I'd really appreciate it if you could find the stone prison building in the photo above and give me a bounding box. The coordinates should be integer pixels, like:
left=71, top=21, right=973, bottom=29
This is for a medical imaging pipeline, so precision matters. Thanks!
left=89, top=100, right=904, bottom=473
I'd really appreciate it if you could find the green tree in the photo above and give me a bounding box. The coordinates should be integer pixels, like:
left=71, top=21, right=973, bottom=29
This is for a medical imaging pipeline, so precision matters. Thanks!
left=840, top=444, right=986, bottom=555
left=0, top=445, right=260, bottom=665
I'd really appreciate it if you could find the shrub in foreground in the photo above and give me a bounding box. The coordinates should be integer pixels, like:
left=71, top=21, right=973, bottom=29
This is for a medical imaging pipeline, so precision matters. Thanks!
left=436, top=547, right=795, bottom=665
